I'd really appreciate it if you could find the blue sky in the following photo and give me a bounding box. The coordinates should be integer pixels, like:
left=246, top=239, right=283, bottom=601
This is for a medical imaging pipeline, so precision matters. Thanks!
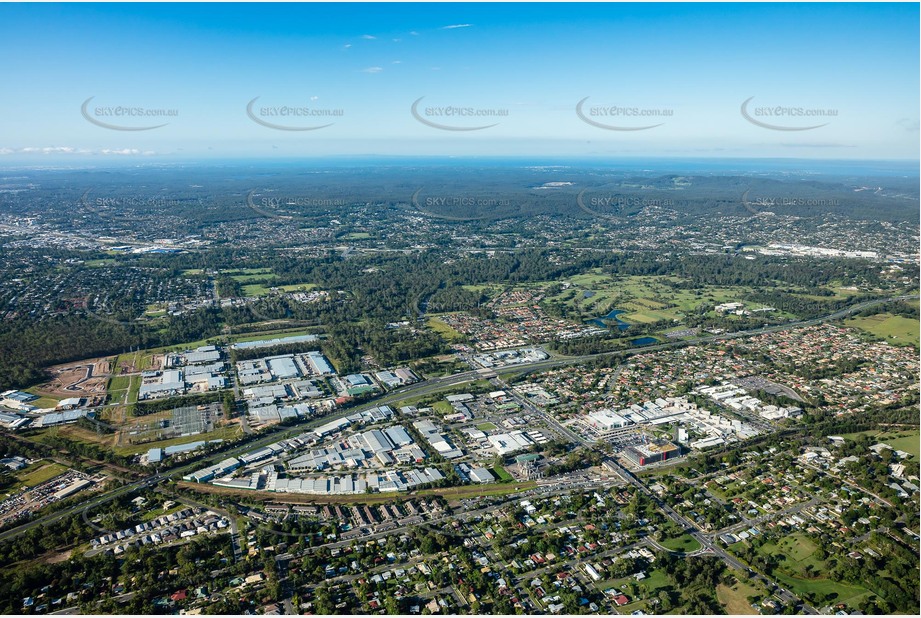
left=0, top=2, right=918, bottom=162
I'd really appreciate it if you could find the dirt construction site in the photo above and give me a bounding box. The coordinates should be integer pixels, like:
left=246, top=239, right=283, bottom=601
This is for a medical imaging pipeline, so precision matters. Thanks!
left=33, top=357, right=113, bottom=406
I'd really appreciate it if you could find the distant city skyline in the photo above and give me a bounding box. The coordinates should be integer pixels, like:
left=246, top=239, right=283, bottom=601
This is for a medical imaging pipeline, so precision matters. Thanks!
left=0, top=2, right=918, bottom=162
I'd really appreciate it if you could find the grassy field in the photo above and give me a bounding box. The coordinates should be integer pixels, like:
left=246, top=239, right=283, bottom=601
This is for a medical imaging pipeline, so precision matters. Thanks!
left=418, top=481, right=537, bottom=500
left=886, top=432, right=921, bottom=459
left=757, top=535, right=811, bottom=566
left=638, top=568, right=671, bottom=593
left=461, top=284, right=499, bottom=294
left=845, top=313, right=919, bottom=347
left=277, top=283, right=317, bottom=292
left=597, top=567, right=673, bottom=613
left=771, top=570, right=868, bottom=608
left=716, top=581, right=760, bottom=614
left=755, top=532, right=869, bottom=606
left=15, top=461, right=69, bottom=489
left=84, top=258, right=117, bottom=267
left=659, top=533, right=701, bottom=552
left=108, top=375, right=132, bottom=392
left=35, top=424, right=117, bottom=450
left=229, top=327, right=323, bottom=344
left=841, top=429, right=920, bottom=459
left=144, top=303, right=168, bottom=318
left=224, top=267, right=274, bottom=278
left=21, top=391, right=60, bottom=409
left=426, top=316, right=465, bottom=342
left=98, top=405, right=128, bottom=425
left=129, top=376, right=141, bottom=404
left=242, top=283, right=272, bottom=297
left=139, top=502, right=186, bottom=522
left=794, top=289, right=863, bottom=302
left=476, top=422, right=497, bottom=431
left=776, top=533, right=821, bottom=564
left=544, top=272, right=761, bottom=326
left=142, top=324, right=321, bottom=355
left=490, top=466, right=514, bottom=482
left=343, top=232, right=371, bottom=239
left=145, top=336, right=224, bottom=354
left=113, top=351, right=147, bottom=373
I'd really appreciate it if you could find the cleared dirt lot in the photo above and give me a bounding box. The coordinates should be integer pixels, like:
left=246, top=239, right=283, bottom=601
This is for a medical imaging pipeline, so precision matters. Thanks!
left=34, top=357, right=113, bottom=400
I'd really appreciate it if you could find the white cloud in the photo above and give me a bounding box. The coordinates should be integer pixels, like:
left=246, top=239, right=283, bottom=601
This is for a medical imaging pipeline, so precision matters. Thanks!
left=20, top=146, right=86, bottom=154
left=1, top=146, right=154, bottom=156
left=99, top=148, right=143, bottom=155
left=343, top=43, right=352, bottom=49
left=361, top=34, right=376, bottom=40
left=440, top=24, right=472, bottom=29
left=361, top=66, right=384, bottom=74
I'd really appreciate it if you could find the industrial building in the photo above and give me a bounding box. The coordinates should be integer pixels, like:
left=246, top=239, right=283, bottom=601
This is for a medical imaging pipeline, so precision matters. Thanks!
left=165, top=346, right=222, bottom=367
left=488, top=431, right=534, bottom=456
left=147, top=439, right=224, bottom=466
left=305, top=350, right=334, bottom=375
left=266, top=356, right=300, bottom=380
left=52, top=478, right=93, bottom=501
left=0, top=390, right=38, bottom=411
left=270, top=467, right=444, bottom=495
left=56, top=397, right=84, bottom=410
left=236, top=352, right=335, bottom=386
left=0, top=411, right=31, bottom=430
left=138, top=370, right=185, bottom=400
left=313, top=417, right=351, bottom=438
left=33, top=409, right=91, bottom=428
left=413, top=419, right=464, bottom=459
left=287, top=424, right=424, bottom=472
left=339, top=373, right=377, bottom=396
left=183, top=457, right=243, bottom=483
left=373, top=371, right=401, bottom=389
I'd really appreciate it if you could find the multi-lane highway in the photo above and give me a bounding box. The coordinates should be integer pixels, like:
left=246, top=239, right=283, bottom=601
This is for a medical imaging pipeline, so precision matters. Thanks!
left=0, top=292, right=907, bottom=589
